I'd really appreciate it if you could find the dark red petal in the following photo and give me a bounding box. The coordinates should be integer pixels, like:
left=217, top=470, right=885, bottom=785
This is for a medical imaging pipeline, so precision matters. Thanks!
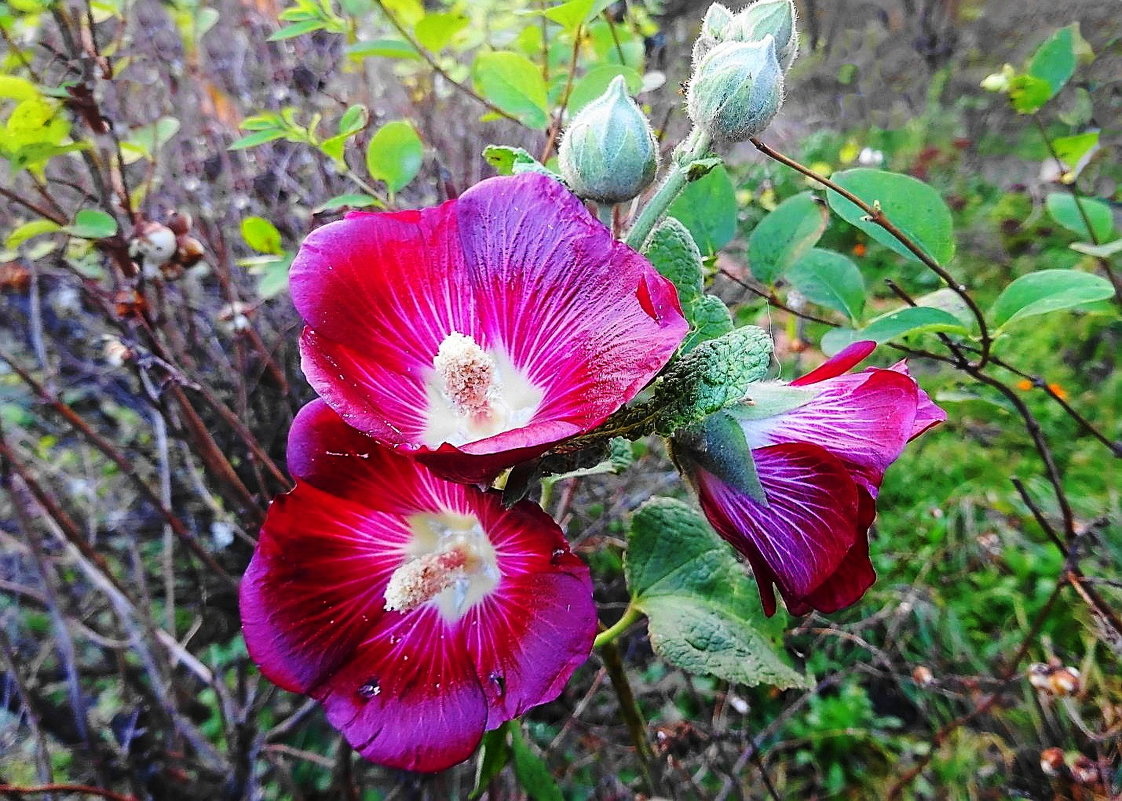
left=790, top=341, right=877, bottom=386
left=460, top=499, right=596, bottom=724
left=317, top=606, right=489, bottom=772
left=240, top=483, right=410, bottom=695
left=744, top=369, right=920, bottom=484
left=695, top=442, right=862, bottom=602
left=798, top=525, right=875, bottom=610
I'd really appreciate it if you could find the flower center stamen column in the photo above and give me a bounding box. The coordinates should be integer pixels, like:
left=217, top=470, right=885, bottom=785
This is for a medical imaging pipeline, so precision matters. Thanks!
left=433, top=332, right=497, bottom=420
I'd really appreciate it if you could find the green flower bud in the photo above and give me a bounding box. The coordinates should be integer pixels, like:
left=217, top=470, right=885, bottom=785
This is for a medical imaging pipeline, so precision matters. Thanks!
left=692, top=3, right=735, bottom=65
left=558, top=76, right=659, bottom=205
left=687, top=37, right=784, bottom=143
left=728, top=0, right=799, bottom=71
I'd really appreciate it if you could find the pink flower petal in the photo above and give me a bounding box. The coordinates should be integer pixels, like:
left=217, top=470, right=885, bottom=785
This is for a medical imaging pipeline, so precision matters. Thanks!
left=884, top=361, right=948, bottom=438
left=317, top=606, right=490, bottom=772
left=741, top=369, right=921, bottom=488
left=241, top=401, right=597, bottom=771
left=789, top=341, right=876, bottom=386
left=696, top=442, right=862, bottom=606
left=292, top=172, right=687, bottom=483
left=459, top=505, right=596, bottom=724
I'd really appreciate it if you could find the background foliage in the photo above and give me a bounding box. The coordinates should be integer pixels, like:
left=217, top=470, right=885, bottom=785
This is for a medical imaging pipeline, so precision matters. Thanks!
left=0, top=0, right=1119, bottom=798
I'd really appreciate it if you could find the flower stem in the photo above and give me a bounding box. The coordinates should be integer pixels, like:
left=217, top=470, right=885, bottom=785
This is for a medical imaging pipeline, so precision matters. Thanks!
left=593, top=605, right=641, bottom=649
left=624, top=127, right=713, bottom=251
left=598, top=636, right=662, bottom=795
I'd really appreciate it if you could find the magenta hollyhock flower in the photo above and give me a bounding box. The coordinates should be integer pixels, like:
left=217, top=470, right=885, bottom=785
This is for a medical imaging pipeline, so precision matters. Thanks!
left=291, top=172, right=688, bottom=485
left=675, top=341, right=945, bottom=616
left=240, top=400, right=597, bottom=772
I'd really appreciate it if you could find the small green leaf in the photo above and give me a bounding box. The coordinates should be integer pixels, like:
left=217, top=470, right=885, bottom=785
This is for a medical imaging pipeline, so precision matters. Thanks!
left=337, top=104, right=368, bottom=136
left=1008, top=73, right=1053, bottom=114
left=1071, top=239, right=1122, bottom=259
left=228, top=129, right=286, bottom=150
left=254, top=256, right=294, bottom=299
left=542, top=0, right=614, bottom=32
left=653, top=326, right=774, bottom=435
left=6, top=219, right=61, bottom=249
left=747, top=192, right=829, bottom=284
left=1028, top=25, right=1076, bottom=97
left=63, top=209, right=117, bottom=239
left=313, top=193, right=380, bottom=213
left=470, top=724, right=512, bottom=800
left=1051, top=131, right=1098, bottom=166
left=1045, top=193, right=1114, bottom=242
left=345, top=38, right=419, bottom=59
left=680, top=295, right=734, bottom=354
left=827, top=168, right=955, bottom=265
left=990, top=269, right=1115, bottom=328
left=473, top=51, right=551, bottom=130
left=414, top=11, right=468, bottom=51
left=240, top=216, right=283, bottom=255
left=821, top=306, right=968, bottom=355
left=668, top=164, right=737, bottom=254
left=786, top=248, right=865, bottom=322
left=510, top=726, right=562, bottom=801
left=366, top=120, right=424, bottom=193
left=268, top=19, right=325, bottom=40
left=643, top=218, right=704, bottom=308
left=626, top=498, right=808, bottom=689
left=481, top=145, right=559, bottom=179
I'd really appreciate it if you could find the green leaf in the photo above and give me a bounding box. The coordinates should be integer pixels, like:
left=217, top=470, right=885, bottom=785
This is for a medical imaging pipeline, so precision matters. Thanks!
left=626, top=498, right=808, bottom=689
left=313, top=193, right=380, bottom=213
left=254, top=256, right=294, bottom=299
left=510, top=726, right=562, bottom=801
left=543, top=0, right=613, bottom=32
left=337, top=104, right=368, bottom=136
left=470, top=724, right=512, bottom=800
left=472, top=51, right=550, bottom=130
left=990, top=269, right=1115, bottom=328
left=366, top=120, right=424, bottom=193
left=668, top=164, right=737, bottom=254
left=1045, top=193, right=1114, bottom=242
left=747, top=192, right=829, bottom=284
left=680, top=295, right=734, bottom=354
left=821, top=306, right=969, bottom=356
left=1052, top=131, right=1098, bottom=166
left=240, top=216, right=283, bottom=255
left=643, top=218, right=704, bottom=308
left=1028, top=25, right=1076, bottom=97
left=228, top=129, right=286, bottom=150
left=345, top=38, right=419, bottom=59
left=6, top=219, right=60, bottom=249
left=121, top=116, right=180, bottom=164
left=414, top=11, right=468, bottom=51
left=566, top=64, right=643, bottom=113
left=826, top=168, right=955, bottom=265
left=786, top=248, right=865, bottom=322
left=1008, top=73, right=1053, bottom=114
left=63, top=209, right=117, bottom=239
left=1071, top=239, right=1122, bottom=259
left=268, top=19, right=324, bottom=40
left=481, top=145, right=560, bottom=180
left=653, top=326, right=774, bottom=435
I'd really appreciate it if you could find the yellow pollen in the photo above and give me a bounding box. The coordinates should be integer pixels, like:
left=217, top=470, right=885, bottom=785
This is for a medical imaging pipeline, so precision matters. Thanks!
left=384, top=548, right=475, bottom=613
left=433, top=332, right=497, bottom=418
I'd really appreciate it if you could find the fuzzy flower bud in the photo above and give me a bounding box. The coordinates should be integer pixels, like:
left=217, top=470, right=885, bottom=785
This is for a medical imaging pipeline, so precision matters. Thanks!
left=558, top=76, right=659, bottom=204
left=1039, top=747, right=1065, bottom=778
left=687, top=36, right=784, bottom=143
left=727, top=0, right=798, bottom=71
left=692, top=3, right=735, bottom=65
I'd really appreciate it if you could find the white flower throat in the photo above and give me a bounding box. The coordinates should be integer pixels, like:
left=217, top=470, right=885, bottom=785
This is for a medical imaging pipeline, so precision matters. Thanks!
left=423, top=332, right=542, bottom=448
left=383, top=512, right=501, bottom=622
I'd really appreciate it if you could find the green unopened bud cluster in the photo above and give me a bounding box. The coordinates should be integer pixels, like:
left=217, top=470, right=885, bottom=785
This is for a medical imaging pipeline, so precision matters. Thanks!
left=558, top=76, right=659, bottom=204
left=687, top=0, right=798, bottom=142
